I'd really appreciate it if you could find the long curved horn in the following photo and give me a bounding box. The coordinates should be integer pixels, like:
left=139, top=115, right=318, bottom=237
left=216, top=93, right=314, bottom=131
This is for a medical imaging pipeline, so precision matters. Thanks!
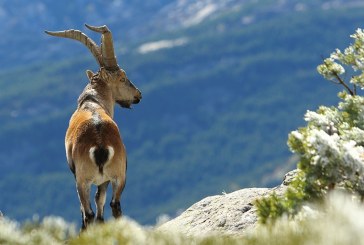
left=45, top=29, right=103, bottom=67
left=85, top=24, right=119, bottom=70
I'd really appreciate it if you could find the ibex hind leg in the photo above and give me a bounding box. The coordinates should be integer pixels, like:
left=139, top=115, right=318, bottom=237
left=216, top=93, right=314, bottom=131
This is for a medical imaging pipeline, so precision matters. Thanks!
left=76, top=182, right=95, bottom=230
left=110, top=179, right=125, bottom=218
left=95, top=181, right=109, bottom=223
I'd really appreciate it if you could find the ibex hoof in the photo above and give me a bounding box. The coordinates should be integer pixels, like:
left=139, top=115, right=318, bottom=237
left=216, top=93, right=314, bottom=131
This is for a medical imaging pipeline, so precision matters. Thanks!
left=96, top=217, right=105, bottom=223
left=110, top=201, right=122, bottom=218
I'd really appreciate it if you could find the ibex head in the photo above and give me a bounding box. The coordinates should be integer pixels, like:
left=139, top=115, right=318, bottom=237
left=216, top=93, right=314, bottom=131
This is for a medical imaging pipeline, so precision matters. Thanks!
left=45, top=24, right=142, bottom=109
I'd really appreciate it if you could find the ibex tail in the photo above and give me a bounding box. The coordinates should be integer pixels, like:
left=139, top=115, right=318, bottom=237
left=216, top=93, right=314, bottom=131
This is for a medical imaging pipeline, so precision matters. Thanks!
left=89, top=146, right=114, bottom=174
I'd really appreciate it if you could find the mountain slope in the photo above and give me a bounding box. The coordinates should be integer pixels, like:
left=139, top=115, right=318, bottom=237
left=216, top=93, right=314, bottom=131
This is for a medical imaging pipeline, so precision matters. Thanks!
left=1, top=1, right=364, bottom=225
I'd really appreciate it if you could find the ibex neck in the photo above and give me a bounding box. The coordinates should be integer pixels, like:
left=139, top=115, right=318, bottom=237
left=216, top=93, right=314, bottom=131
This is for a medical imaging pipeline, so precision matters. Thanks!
left=78, top=82, right=115, bottom=118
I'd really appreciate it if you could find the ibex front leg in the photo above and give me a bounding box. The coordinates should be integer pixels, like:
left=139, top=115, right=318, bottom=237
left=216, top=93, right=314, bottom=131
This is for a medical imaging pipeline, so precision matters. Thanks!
left=76, top=181, right=94, bottom=230
left=110, top=179, right=126, bottom=218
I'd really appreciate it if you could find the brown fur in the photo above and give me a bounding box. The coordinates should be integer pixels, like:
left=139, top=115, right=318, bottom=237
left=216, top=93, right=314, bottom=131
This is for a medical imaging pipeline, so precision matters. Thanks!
left=66, top=107, right=125, bottom=178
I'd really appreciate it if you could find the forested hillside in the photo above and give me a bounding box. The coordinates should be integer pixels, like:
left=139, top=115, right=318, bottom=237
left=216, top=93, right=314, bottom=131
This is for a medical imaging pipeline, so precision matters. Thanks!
left=1, top=0, right=363, bottom=225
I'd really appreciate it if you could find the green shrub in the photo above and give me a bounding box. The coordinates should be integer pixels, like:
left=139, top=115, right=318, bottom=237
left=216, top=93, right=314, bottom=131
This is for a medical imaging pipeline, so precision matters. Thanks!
left=256, top=28, right=364, bottom=223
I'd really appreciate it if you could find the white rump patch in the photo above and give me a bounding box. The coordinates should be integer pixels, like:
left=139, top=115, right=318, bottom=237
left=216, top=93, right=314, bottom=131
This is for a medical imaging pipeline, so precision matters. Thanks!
left=107, top=146, right=115, bottom=162
left=89, top=146, right=96, bottom=163
left=89, top=146, right=115, bottom=164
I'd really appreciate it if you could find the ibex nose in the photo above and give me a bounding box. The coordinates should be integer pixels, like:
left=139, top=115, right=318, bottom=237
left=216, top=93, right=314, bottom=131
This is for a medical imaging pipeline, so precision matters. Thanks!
left=134, top=89, right=142, bottom=104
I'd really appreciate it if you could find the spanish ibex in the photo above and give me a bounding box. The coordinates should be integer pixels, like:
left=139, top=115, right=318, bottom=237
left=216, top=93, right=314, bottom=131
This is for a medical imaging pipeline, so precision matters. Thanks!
left=45, top=24, right=142, bottom=229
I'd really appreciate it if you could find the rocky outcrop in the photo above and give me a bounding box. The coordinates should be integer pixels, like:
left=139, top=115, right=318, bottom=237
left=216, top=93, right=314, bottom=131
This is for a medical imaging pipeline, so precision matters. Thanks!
left=157, top=170, right=297, bottom=236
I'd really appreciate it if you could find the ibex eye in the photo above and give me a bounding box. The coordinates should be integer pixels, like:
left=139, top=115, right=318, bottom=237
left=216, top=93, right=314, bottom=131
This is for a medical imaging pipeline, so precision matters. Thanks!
left=121, top=78, right=126, bottom=83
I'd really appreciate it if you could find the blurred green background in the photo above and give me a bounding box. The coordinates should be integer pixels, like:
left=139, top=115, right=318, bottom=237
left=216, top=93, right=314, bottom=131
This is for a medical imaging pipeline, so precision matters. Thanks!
left=0, top=0, right=362, bottom=225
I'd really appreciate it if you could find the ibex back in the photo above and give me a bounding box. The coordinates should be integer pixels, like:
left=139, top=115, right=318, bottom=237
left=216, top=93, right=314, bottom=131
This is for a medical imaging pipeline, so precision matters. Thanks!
left=45, top=24, right=142, bottom=230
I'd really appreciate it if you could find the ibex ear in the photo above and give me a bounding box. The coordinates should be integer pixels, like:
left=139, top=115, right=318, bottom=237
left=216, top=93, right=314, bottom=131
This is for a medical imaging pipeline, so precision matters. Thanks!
left=86, top=70, right=95, bottom=80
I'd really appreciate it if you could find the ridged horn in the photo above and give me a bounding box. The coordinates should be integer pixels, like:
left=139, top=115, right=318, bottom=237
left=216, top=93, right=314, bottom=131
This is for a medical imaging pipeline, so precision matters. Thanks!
left=85, top=24, right=119, bottom=70
left=45, top=29, right=103, bottom=67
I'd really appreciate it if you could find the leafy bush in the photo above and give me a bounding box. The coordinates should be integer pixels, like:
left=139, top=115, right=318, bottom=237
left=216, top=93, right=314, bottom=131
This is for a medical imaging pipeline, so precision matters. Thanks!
left=256, top=28, right=364, bottom=223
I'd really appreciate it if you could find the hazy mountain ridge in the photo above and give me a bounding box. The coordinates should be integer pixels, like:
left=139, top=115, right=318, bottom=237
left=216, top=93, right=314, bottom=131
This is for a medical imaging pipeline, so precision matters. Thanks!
left=1, top=0, right=362, bottom=68
left=1, top=0, right=364, bottom=225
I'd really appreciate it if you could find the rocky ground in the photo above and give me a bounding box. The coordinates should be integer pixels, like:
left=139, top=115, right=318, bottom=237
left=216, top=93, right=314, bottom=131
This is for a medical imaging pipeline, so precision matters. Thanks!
left=157, top=170, right=297, bottom=236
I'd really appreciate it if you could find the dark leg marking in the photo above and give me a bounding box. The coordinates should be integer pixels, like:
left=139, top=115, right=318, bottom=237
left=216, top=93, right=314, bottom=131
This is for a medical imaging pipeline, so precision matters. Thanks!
left=81, top=208, right=86, bottom=231
left=80, top=207, right=95, bottom=230
left=110, top=180, right=125, bottom=219
left=110, top=200, right=122, bottom=218
left=84, top=209, right=95, bottom=225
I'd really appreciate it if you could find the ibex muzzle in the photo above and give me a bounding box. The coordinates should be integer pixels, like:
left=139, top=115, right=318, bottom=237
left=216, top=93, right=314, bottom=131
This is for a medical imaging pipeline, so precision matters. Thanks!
left=45, top=24, right=141, bottom=230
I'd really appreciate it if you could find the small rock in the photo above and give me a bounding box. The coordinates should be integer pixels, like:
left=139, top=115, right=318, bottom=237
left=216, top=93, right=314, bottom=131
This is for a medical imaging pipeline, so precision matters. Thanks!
left=217, top=217, right=226, bottom=227
left=240, top=205, right=252, bottom=213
